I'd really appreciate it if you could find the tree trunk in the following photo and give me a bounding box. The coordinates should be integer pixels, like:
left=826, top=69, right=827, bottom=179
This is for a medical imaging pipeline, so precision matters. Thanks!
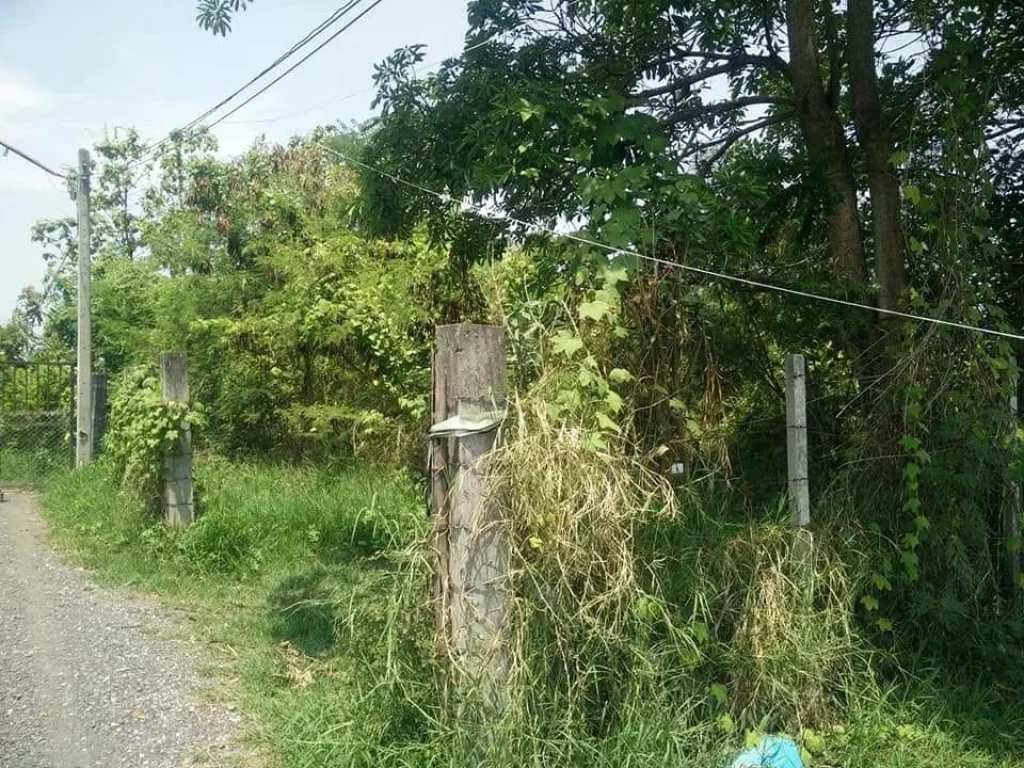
left=786, top=0, right=867, bottom=284
left=848, top=0, right=907, bottom=312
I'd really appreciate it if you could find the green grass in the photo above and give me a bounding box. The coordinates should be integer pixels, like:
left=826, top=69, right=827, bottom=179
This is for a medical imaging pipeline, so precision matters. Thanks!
left=0, top=447, right=72, bottom=488
left=38, top=458, right=1024, bottom=768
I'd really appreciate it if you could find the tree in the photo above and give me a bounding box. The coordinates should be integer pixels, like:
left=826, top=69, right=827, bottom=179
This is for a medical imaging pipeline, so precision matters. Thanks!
left=366, top=0, right=1020, bottom=327
left=196, top=0, right=254, bottom=36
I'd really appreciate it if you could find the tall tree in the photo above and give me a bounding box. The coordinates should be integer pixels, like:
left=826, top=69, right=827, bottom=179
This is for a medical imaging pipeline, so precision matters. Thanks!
left=366, top=0, right=1020, bottom=330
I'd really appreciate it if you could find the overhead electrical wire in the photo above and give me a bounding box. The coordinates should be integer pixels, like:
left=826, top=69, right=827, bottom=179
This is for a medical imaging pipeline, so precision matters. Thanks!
left=142, top=0, right=363, bottom=162
left=0, top=138, right=67, bottom=180
left=219, top=32, right=505, bottom=127
left=138, top=0, right=386, bottom=167
left=314, top=141, right=1024, bottom=343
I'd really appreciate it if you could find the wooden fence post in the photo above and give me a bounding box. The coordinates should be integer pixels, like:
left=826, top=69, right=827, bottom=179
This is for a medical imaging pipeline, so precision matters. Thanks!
left=786, top=354, right=810, bottom=528
left=429, top=324, right=508, bottom=710
left=1004, top=388, right=1021, bottom=604
left=160, top=353, right=194, bottom=528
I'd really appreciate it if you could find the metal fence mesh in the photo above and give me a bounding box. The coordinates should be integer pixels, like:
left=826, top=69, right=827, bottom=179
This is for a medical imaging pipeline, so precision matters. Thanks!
left=0, top=362, right=75, bottom=483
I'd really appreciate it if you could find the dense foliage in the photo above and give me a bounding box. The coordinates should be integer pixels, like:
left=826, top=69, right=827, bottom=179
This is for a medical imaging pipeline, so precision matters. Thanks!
left=4, top=129, right=469, bottom=464
left=5, top=0, right=1024, bottom=764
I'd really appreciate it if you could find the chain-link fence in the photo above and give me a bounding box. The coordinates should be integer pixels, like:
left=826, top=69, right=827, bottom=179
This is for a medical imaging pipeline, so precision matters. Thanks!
left=0, top=362, right=75, bottom=484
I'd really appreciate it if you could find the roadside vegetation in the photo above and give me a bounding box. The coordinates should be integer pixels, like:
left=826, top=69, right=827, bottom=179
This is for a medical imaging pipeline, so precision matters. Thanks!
left=3, top=0, right=1024, bottom=764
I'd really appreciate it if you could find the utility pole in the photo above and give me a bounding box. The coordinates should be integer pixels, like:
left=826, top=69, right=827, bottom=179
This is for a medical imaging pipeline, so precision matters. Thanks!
left=75, top=148, right=93, bottom=468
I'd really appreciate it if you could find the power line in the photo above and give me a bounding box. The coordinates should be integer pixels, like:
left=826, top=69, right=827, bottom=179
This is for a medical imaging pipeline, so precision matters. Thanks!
left=314, top=141, right=1024, bottom=343
left=219, top=32, right=504, bottom=127
left=0, top=139, right=67, bottom=180
left=143, top=0, right=364, bottom=163
left=140, top=0, right=386, bottom=167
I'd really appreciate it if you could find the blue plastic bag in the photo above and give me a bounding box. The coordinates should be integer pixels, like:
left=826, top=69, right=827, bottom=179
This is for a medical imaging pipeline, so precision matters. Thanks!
left=729, top=735, right=803, bottom=768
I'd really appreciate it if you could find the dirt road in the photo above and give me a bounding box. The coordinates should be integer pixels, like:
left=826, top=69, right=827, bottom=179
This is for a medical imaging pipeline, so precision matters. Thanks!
left=0, top=492, right=241, bottom=767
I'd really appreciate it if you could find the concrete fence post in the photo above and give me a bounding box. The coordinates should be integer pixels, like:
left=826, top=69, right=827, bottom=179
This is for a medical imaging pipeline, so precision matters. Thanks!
left=160, top=353, right=194, bottom=528
left=786, top=353, right=810, bottom=528
left=91, top=370, right=107, bottom=458
left=1004, top=388, right=1021, bottom=604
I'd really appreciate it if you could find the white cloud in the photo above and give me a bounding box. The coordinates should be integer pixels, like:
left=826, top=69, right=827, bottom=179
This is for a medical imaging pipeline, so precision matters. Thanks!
left=0, top=71, right=54, bottom=116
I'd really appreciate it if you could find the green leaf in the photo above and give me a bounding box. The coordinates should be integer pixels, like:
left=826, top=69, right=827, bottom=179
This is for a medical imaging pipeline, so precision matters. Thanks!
left=552, top=331, right=584, bottom=357
left=899, top=434, right=921, bottom=452
left=905, top=184, right=921, bottom=205
left=876, top=617, right=894, bottom=632
left=608, top=368, right=634, bottom=384
left=605, top=390, right=624, bottom=413
left=861, top=595, right=880, bottom=611
left=718, top=713, right=735, bottom=734
left=710, top=683, right=728, bottom=706
left=595, top=411, right=622, bottom=433
left=901, top=549, right=920, bottom=577
left=602, top=267, right=630, bottom=286
left=579, top=300, right=612, bottom=321
left=802, top=728, right=825, bottom=755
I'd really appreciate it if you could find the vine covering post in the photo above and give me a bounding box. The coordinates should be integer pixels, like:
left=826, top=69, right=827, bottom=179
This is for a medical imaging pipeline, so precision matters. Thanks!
left=429, top=324, right=508, bottom=713
left=161, top=353, right=194, bottom=528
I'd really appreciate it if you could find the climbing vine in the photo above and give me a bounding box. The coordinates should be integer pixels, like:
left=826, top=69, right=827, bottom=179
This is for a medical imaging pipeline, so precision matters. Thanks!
left=105, top=368, right=203, bottom=513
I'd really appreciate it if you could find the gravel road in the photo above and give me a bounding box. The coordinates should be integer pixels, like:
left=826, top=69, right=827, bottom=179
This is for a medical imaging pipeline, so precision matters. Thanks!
left=0, top=492, right=243, bottom=767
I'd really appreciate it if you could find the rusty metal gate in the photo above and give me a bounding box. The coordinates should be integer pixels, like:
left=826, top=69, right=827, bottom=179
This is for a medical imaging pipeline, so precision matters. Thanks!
left=0, top=361, right=75, bottom=480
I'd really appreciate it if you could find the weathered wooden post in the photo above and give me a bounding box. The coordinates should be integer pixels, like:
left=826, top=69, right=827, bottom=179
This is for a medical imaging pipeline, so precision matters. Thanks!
left=786, top=353, right=810, bottom=528
left=429, top=324, right=508, bottom=710
left=1004, top=388, right=1021, bottom=604
left=160, top=353, right=194, bottom=528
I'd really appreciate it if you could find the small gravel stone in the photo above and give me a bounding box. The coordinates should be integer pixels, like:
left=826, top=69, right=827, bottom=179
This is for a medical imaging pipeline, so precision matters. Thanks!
left=0, top=492, right=243, bottom=767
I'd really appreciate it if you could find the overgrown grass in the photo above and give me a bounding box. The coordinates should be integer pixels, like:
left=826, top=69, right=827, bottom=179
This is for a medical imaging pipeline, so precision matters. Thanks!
left=39, top=454, right=1024, bottom=768
left=0, top=447, right=71, bottom=488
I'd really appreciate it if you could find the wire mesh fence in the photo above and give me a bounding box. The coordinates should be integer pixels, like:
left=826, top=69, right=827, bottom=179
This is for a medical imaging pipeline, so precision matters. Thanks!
left=0, top=362, right=75, bottom=484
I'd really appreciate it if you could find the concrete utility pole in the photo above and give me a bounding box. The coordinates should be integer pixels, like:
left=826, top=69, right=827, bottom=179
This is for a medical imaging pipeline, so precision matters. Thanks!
left=786, top=353, right=810, bottom=528
left=75, top=148, right=93, bottom=468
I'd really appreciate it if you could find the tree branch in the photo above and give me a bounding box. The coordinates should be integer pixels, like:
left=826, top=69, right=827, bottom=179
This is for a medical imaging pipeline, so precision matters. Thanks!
left=987, top=118, right=1024, bottom=141
left=688, top=113, right=794, bottom=169
left=661, top=96, right=794, bottom=126
left=645, top=49, right=790, bottom=75
left=634, top=61, right=746, bottom=99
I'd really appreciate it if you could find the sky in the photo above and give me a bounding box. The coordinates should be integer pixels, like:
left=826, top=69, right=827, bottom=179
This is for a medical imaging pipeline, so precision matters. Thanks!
left=0, top=0, right=470, bottom=321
